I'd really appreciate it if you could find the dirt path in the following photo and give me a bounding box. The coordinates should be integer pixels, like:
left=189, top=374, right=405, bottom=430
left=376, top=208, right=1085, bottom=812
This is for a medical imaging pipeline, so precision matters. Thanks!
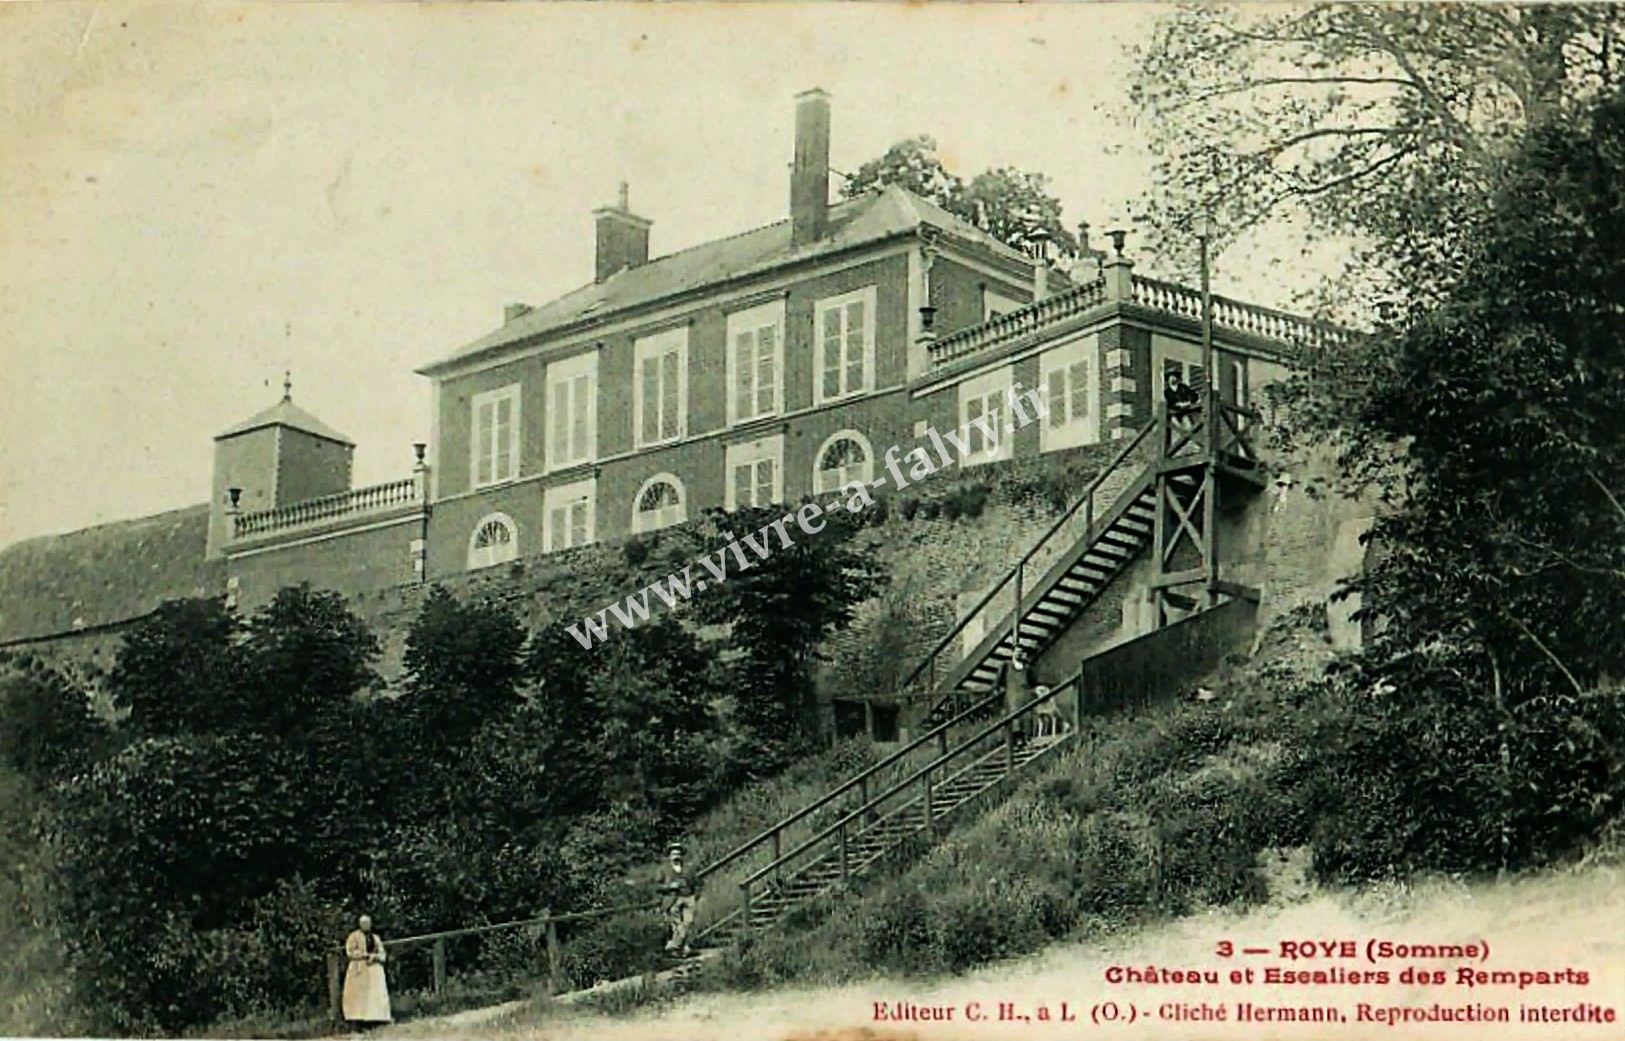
left=427, top=859, right=1625, bottom=1041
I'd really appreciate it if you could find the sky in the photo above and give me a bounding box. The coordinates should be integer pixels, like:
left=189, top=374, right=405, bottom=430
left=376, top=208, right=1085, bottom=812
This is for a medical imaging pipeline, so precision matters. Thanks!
left=0, top=2, right=1324, bottom=549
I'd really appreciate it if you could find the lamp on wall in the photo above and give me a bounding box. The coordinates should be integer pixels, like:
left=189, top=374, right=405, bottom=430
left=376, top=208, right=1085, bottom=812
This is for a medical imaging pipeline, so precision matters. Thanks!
left=227, top=487, right=242, bottom=512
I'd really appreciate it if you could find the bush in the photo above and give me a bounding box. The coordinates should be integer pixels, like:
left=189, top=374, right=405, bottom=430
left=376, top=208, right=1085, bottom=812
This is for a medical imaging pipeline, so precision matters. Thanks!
left=1297, top=655, right=1625, bottom=882
left=557, top=909, right=668, bottom=990
left=1069, top=812, right=1157, bottom=918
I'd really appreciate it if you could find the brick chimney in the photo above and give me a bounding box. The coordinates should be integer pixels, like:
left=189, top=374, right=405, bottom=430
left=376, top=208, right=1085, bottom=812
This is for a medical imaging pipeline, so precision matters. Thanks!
left=790, top=89, right=831, bottom=247
left=594, top=182, right=651, bottom=283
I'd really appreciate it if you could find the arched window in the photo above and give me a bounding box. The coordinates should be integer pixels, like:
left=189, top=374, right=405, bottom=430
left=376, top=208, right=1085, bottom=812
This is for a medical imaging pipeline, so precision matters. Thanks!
left=632, top=474, right=686, bottom=533
left=467, top=513, right=518, bottom=570
left=814, top=431, right=874, bottom=495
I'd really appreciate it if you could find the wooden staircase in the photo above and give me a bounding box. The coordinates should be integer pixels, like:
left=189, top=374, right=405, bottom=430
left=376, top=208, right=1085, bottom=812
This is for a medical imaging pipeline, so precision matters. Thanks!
left=692, top=687, right=1079, bottom=947
left=906, top=403, right=1263, bottom=732
left=676, top=403, right=1264, bottom=949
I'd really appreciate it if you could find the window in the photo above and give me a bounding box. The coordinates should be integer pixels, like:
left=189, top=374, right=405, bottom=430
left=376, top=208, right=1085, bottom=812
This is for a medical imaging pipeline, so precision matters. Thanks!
left=632, top=474, right=686, bottom=533
left=727, top=300, right=784, bottom=424
left=815, top=286, right=877, bottom=403
left=958, top=368, right=1014, bottom=466
left=543, top=479, right=595, bottom=552
left=471, top=385, right=520, bottom=488
left=467, top=513, right=518, bottom=570
left=634, top=328, right=687, bottom=446
left=1230, top=358, right=1249, bottom=409
left=1040, top=336, right=1098, bottom=452
left=814, top=431, right=874, bottom=495
left=725, top=435, right=783, bottom=510
left=546, top=352, right=597, bottom=470
left=984, top=288, right=1025, bottom=320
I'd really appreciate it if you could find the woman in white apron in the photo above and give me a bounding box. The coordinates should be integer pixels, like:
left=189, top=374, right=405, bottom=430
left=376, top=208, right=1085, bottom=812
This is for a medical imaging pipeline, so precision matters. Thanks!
left=343, top=915, right=392, bottom=1029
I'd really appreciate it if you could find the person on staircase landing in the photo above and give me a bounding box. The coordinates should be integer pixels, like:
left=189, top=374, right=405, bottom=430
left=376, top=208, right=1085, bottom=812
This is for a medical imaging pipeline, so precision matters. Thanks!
left=1003, top=651, right=1037, bottom=745
left=659, top=841, right=697, bottom=958
left=1164, top=369, right=1201, bottom=429
left=1033, top=683, right=1069, bottom=738
left=341, top=914, right=391, bottom=1030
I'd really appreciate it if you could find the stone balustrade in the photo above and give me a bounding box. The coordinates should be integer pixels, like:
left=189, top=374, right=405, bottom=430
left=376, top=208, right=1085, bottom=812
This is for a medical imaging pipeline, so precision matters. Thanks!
left=233, top=475, right=422, bottom=540
left=928, top=271, right=1354, bottom=370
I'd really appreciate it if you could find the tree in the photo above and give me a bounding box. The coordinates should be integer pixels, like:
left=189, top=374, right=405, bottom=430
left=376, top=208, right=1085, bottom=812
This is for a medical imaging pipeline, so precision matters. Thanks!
left=238, top=584, right=379, bottom=740
left=400, top=586, right=527, bottom=752
left=690, top=504, right=885, bottom=770
left=1128, top=5, right=1625, bottom=294
left=1294, top=87, right=1625, bottom=879
left=0, top=657, right=106, bottom=783
left=108, top=597, right=240, bottom=738
left=842, top=136, right=1084, bottom=262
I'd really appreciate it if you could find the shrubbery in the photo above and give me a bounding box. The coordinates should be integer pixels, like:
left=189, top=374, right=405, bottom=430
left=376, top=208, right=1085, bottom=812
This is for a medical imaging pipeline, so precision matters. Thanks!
left=20, top=494, right=889, bottom=1032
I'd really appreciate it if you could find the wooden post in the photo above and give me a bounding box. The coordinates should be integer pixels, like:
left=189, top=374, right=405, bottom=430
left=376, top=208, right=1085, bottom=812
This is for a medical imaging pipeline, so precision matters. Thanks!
left=838, top=820, right=850, bottom=882
left=431, top=937, right=447, bottom=994
left=1203, top=465, right=1219, bottom=607
left=859, top=776, right=873, bottom=827
left=937, top=725, right=948, bottom=757
left=741, top=883, right=754, bottom=936
left=326, top=950, right=342, bottom=1021
left=1004, top=718, right=1015, bottom=771
left=923, top=769, right=935, bottom=834
left=1012, top=564, right=1024, bottom=664
left=1075, top=678, right=1086, bottom=731
left=544, top=910, right=561, bottom=997
left=771, top=828, right=783, bottom=890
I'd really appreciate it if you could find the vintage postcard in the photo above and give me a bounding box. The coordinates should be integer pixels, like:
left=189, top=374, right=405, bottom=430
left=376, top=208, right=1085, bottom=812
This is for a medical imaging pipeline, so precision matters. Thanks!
left=2, top=3, right=1622, bottom=1040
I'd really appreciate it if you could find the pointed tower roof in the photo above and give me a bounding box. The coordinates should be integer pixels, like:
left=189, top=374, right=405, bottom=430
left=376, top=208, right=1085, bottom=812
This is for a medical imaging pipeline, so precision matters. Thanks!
left=215, top=385, right=354, bottom=445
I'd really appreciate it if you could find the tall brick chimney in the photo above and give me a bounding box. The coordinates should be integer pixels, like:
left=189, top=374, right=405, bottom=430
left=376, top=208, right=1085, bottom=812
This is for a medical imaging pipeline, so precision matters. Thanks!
left=594, top=182, right=651, bottom=283
left=790, top=89, right=831, bottom=247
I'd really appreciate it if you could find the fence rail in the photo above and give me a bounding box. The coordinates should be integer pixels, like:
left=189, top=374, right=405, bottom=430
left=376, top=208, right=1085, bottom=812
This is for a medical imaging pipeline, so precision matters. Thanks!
left=235, top=475, right=421, bottom=539
left=322, top=898, right=662, bottom=1019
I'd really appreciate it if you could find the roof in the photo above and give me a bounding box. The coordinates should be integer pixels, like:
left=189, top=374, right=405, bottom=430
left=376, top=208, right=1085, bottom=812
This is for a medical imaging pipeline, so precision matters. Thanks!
left=420, top=186, right=1035, bottom=375
left=216, top=396, right=355, bottom=445
left=0, top=505, right=224, bottom=645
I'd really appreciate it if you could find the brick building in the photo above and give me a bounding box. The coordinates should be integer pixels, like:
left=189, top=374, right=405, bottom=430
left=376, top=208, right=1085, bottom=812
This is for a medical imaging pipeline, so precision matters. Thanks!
left=0, top=90, right=1350, bottom=663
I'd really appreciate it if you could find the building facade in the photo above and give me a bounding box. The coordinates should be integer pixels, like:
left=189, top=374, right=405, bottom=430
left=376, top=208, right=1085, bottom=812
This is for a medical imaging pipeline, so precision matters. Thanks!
left=0, top=90, right=1349, bottom=656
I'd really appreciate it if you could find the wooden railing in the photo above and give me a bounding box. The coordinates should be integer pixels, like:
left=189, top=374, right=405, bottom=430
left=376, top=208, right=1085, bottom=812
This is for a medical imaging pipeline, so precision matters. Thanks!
left=234, top=475, right=422, bottom=539
left=322, top=898, right=662, bottom=1019
left=733, top=676, right=1084, bottom=934
left=892, top=413, right=1162, bottom=711
left=690, top=690, right=1029, bottom=943
left=1159, top=400, right=1262, bottom=469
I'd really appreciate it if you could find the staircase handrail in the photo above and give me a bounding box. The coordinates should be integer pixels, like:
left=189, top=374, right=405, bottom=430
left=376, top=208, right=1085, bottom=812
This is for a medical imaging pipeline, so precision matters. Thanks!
left=739, top=674, right=1080, bottom=892
left=693, top=687, right=1024, bottom=886
left=893, top=411, right=1164, bottom=700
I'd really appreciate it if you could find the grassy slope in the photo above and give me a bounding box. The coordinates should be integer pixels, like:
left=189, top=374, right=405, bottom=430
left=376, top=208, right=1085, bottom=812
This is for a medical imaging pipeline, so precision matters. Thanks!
left=470, top=607, right=1625, bottom=1039
left=488, top=851, right=1625, bottom=1041
left=680, top=606, right=1338, bottom=991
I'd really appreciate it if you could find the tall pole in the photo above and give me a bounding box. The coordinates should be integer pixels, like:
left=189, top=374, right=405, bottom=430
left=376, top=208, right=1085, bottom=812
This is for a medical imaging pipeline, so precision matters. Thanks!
left=1196, top=215, right=1216, bottom=458
left=1196, top=214, right=1219, bottom=604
